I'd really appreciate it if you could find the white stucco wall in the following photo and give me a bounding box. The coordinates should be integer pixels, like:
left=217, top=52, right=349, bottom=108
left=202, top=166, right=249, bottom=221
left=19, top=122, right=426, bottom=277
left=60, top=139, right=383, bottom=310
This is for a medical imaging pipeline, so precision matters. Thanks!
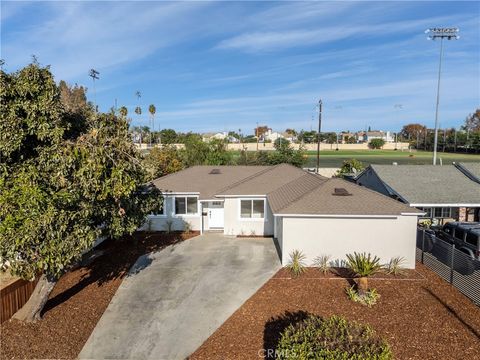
left=280, top=215, right=418, bottom=268
left=223, top=197, right=274, bottom=236
left=140, top=196, right=202, bottom=232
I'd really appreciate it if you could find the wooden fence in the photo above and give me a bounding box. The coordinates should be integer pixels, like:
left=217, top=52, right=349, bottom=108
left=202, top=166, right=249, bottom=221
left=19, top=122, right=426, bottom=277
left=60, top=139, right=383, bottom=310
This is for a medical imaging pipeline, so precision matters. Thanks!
left=1, top=277, right=38, bottom=323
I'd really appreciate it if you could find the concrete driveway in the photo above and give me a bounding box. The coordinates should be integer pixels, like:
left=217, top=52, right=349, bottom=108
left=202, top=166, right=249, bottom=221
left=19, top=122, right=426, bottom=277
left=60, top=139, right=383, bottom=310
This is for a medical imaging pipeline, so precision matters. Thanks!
left=79, top=233, right=281, bottom=360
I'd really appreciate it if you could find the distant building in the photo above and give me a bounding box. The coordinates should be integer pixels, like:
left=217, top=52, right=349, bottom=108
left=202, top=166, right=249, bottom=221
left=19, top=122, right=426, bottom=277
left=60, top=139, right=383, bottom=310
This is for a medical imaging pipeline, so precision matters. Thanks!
left=356, top=130, right=394, bottom=143
left=202, top=132, right=239, bottom=143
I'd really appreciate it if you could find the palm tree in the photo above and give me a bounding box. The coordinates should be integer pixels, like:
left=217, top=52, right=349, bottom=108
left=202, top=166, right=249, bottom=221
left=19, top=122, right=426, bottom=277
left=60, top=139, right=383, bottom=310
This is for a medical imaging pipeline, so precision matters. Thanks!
left=346, top=252, right=382, bottom=295
left=119, top=106, right=128, bottom=119
left=148, top=104, right=156, bottom=146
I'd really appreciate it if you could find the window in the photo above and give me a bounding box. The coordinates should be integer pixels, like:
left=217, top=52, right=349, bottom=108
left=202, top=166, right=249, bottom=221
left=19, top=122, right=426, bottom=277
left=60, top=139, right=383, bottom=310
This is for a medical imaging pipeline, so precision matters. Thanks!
left=175, top=196, right=198, bottom=215
left=465, top=232, right=478, bottom=246
left=240, top=199, right=265, bottom=219
left=455, top=228, right=465, bottom=241
left=151, top=204, right=165, bottom=216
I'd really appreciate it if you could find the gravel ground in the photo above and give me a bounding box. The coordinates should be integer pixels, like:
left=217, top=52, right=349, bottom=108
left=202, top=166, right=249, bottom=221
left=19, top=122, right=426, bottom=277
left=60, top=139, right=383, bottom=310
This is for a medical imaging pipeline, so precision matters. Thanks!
left=191, top=265, right=480, bottom=360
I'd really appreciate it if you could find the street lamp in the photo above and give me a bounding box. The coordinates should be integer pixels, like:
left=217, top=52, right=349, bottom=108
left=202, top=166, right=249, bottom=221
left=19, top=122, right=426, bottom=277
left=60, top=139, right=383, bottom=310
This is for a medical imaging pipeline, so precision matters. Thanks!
left=425, top=27, right=459, bottom=165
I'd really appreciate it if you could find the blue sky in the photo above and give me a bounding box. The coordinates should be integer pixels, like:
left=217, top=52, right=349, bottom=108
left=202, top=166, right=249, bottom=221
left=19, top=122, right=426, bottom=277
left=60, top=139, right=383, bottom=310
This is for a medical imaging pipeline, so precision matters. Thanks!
left=1, top=1, right=479, bottom=134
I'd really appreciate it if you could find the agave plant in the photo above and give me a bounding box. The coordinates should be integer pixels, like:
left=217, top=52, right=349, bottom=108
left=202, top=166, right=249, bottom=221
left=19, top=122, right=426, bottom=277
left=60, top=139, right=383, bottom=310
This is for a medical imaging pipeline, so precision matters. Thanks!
left=286, top=250, right=307, bottom=277
left=346, top=252, right=382, bottom=294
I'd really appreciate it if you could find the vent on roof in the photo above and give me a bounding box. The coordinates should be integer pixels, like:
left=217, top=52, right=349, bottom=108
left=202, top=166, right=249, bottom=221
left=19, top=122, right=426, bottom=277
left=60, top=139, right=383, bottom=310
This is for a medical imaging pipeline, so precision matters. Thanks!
left=332, top=188, right=352, bottom=196
left=209, top=168, right=221, bottom=174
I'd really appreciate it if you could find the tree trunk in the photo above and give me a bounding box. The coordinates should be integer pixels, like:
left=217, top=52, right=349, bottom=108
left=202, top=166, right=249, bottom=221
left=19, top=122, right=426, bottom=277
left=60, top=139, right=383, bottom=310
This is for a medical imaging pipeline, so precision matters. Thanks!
left=12, top=274, right=57, bottom=322
left=357, top=277, right=368, bottom=296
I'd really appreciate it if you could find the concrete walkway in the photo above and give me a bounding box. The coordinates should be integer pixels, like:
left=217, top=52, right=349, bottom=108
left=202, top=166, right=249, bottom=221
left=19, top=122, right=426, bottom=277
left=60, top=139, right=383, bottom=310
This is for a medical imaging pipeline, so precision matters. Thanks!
left=79, top=233, right=281, bottom=360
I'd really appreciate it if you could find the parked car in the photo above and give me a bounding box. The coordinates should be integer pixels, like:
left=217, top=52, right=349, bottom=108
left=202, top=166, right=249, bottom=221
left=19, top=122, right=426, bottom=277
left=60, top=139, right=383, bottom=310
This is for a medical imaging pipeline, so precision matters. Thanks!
left=437, top=222, right=480, bottom=261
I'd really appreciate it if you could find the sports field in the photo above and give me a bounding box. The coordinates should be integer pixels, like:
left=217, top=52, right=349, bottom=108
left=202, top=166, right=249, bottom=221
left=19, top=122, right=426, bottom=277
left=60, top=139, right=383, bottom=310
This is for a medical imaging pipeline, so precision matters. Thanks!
left=302, top=150, right=480, bottom=168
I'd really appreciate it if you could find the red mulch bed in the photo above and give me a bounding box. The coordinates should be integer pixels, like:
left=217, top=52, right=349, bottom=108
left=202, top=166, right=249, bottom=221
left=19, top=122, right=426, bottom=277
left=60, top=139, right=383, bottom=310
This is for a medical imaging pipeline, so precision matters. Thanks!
left=191, top=264, right=480, bottom=360
left=0, top=231, right=199, bottom=360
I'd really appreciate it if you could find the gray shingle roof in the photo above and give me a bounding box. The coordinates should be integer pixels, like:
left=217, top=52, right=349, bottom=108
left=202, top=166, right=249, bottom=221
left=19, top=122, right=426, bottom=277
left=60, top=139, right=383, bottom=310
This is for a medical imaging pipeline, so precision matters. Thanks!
left=369, top=165, right=480, bottom=205
left=456, top=162, right=480, bottom=184
left=151, top=165, right=270, bottom=199
left=275, top=178, right=419, bottom=215
left=216, top=164, right=313, bottom=196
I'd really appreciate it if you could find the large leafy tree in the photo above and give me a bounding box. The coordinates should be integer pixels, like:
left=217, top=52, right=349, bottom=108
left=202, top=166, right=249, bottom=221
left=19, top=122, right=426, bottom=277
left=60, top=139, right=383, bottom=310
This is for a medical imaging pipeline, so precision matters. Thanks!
left=143, top=146, right=184, bottom=180
left=0, top=63, right=162, bottom=322
left=464, top=109, right=480, bottom=132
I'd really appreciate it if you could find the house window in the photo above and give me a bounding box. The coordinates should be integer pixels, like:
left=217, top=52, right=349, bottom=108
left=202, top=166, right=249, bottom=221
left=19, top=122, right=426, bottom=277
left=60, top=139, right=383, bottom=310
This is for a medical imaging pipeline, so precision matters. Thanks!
left=175, top=196, right=198, bottom=215
left=240, top=199, right=265, bottom=219
left=151, top=203, right=165, bottom=216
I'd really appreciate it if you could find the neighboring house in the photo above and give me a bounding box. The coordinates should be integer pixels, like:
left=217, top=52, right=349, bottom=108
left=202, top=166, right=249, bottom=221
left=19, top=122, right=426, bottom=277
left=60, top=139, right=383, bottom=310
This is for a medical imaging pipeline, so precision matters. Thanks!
left=356, top=130, right=394, bottom=143
left=202, top=132, right=238, bottom=143
left=146, top=164, right=422, bottom=267
left=264, top=129, right=284, bottom=142
left=339, top=132, right=356, bottom=144
left=356, top=164, right=480, bottom=223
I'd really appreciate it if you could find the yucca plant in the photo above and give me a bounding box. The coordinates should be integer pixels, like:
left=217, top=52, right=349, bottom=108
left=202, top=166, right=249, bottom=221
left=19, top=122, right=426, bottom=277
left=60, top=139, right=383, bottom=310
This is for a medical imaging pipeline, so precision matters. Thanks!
left=346, top=252, right=382, bottom=294
left=286, top=250, right=307, bottom=277
left=313, top=254, right=331, bottom=275
left=386, top=257, right=406, bottom=276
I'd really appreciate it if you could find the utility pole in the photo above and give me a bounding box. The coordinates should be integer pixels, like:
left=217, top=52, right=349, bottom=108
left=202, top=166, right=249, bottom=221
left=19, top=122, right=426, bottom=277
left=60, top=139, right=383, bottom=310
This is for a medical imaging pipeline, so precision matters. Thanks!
left=316, top=99, right=322, bottom=173
left=256, top=122, right=259, bottom=152
left=454, top=128, right=457, bottom=152
left=426, top=27, right=459, bottom=165
left=89, top=69, right=100, bottom=115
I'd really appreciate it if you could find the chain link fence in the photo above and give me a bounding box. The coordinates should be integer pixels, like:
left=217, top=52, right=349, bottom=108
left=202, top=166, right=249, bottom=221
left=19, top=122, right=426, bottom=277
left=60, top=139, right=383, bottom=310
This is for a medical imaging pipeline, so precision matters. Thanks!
left=416, top=228, right=480, bottom=305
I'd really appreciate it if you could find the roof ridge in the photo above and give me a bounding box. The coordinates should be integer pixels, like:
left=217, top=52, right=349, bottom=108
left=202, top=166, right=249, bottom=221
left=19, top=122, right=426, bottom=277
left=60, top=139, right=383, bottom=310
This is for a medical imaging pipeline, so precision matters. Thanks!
left=215, top=165, right=279, bottom=194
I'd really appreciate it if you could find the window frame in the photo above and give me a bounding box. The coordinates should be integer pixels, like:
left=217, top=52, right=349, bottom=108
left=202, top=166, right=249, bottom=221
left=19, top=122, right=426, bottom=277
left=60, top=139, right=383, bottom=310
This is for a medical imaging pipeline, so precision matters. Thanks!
left=238, top=198, right=266, bottom=221
left=173, top=196, right=199, bottom=217
left=149, top=198, right=167, bottom=217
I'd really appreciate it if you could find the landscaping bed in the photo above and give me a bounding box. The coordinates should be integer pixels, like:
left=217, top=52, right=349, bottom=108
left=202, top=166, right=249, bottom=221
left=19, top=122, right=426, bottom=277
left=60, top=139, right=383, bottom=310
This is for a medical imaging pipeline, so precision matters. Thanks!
left=0, top=231, right=199, bottom=360
left=191, top=263, right=480, bottom=360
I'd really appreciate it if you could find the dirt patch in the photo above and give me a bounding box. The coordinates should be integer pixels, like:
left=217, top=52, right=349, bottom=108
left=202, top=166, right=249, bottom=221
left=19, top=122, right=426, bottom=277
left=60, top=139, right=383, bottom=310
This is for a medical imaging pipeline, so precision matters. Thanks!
left=191, top=263, right=480, bottom=360
left=0, top=231, right=199, bottom=360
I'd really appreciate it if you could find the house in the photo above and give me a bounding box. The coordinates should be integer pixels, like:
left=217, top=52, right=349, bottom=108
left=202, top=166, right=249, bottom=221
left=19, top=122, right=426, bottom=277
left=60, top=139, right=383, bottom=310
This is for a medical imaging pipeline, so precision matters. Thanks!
left=264, top=129, right=284, bottom=142
left=202, top=132, right=238, bottom=143
left=356, top=130, right=394, bottom=143
left=146, top=164, right=422, bottom=268
left=356, top=164, right=480, bottom=223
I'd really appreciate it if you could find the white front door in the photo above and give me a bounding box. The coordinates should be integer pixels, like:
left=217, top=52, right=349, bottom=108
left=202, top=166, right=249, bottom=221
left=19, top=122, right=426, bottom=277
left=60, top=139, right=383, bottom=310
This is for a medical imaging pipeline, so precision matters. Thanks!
left=208, top=202, right=224, bottom=229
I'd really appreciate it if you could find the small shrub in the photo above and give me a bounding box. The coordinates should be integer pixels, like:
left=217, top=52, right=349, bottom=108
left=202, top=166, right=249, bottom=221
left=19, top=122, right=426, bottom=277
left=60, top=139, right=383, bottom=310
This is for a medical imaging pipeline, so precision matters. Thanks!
left=346, top=252, right=382, bottom=277
left=184, top=221, right=192, bottom=234
left=276, top=314, right=392, bottom=359
left=285, top=250, right=307, bottom=277
left=313, top=254, right=331, bottom=275
left=369, top=138, right=386, bottom=149
left=164, top=220, right=174, bottom=233
left=385, top=257, right=406, bottom=276
left=345, top=286, right=381, bottom=307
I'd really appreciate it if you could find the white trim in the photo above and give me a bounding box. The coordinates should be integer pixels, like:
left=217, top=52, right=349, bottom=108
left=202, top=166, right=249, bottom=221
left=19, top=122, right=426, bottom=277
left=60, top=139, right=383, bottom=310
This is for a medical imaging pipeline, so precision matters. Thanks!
left=216, top=194, right=267, bottom=198
left=163, top=191, right=200, bottom=195
left=238, top=198, right=267, bottom=221
left=274, top=214, right=400, bottom=219
left=410, top=203, right=480, bottom=207
left=173, top=195, right=200, bottom=217
left=199, top=199, right=225, bottom=202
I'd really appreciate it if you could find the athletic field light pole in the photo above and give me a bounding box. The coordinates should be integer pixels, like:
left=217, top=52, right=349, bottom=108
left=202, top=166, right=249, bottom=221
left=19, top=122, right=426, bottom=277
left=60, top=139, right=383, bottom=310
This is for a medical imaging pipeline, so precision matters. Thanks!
left=425, top=27, right=459, bottom=165
left=316, top=99, right=322, bottom=174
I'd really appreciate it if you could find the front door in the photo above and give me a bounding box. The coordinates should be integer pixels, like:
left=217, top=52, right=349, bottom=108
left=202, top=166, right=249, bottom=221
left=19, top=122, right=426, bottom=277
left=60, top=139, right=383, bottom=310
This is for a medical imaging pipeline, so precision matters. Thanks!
left=208, top=201, right=224, bottom=229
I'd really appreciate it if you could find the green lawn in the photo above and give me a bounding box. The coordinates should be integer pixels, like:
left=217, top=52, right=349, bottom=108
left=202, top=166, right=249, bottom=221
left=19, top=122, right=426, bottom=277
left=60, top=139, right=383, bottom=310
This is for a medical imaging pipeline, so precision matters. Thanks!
left=302, top=150, right=480, bottom=168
